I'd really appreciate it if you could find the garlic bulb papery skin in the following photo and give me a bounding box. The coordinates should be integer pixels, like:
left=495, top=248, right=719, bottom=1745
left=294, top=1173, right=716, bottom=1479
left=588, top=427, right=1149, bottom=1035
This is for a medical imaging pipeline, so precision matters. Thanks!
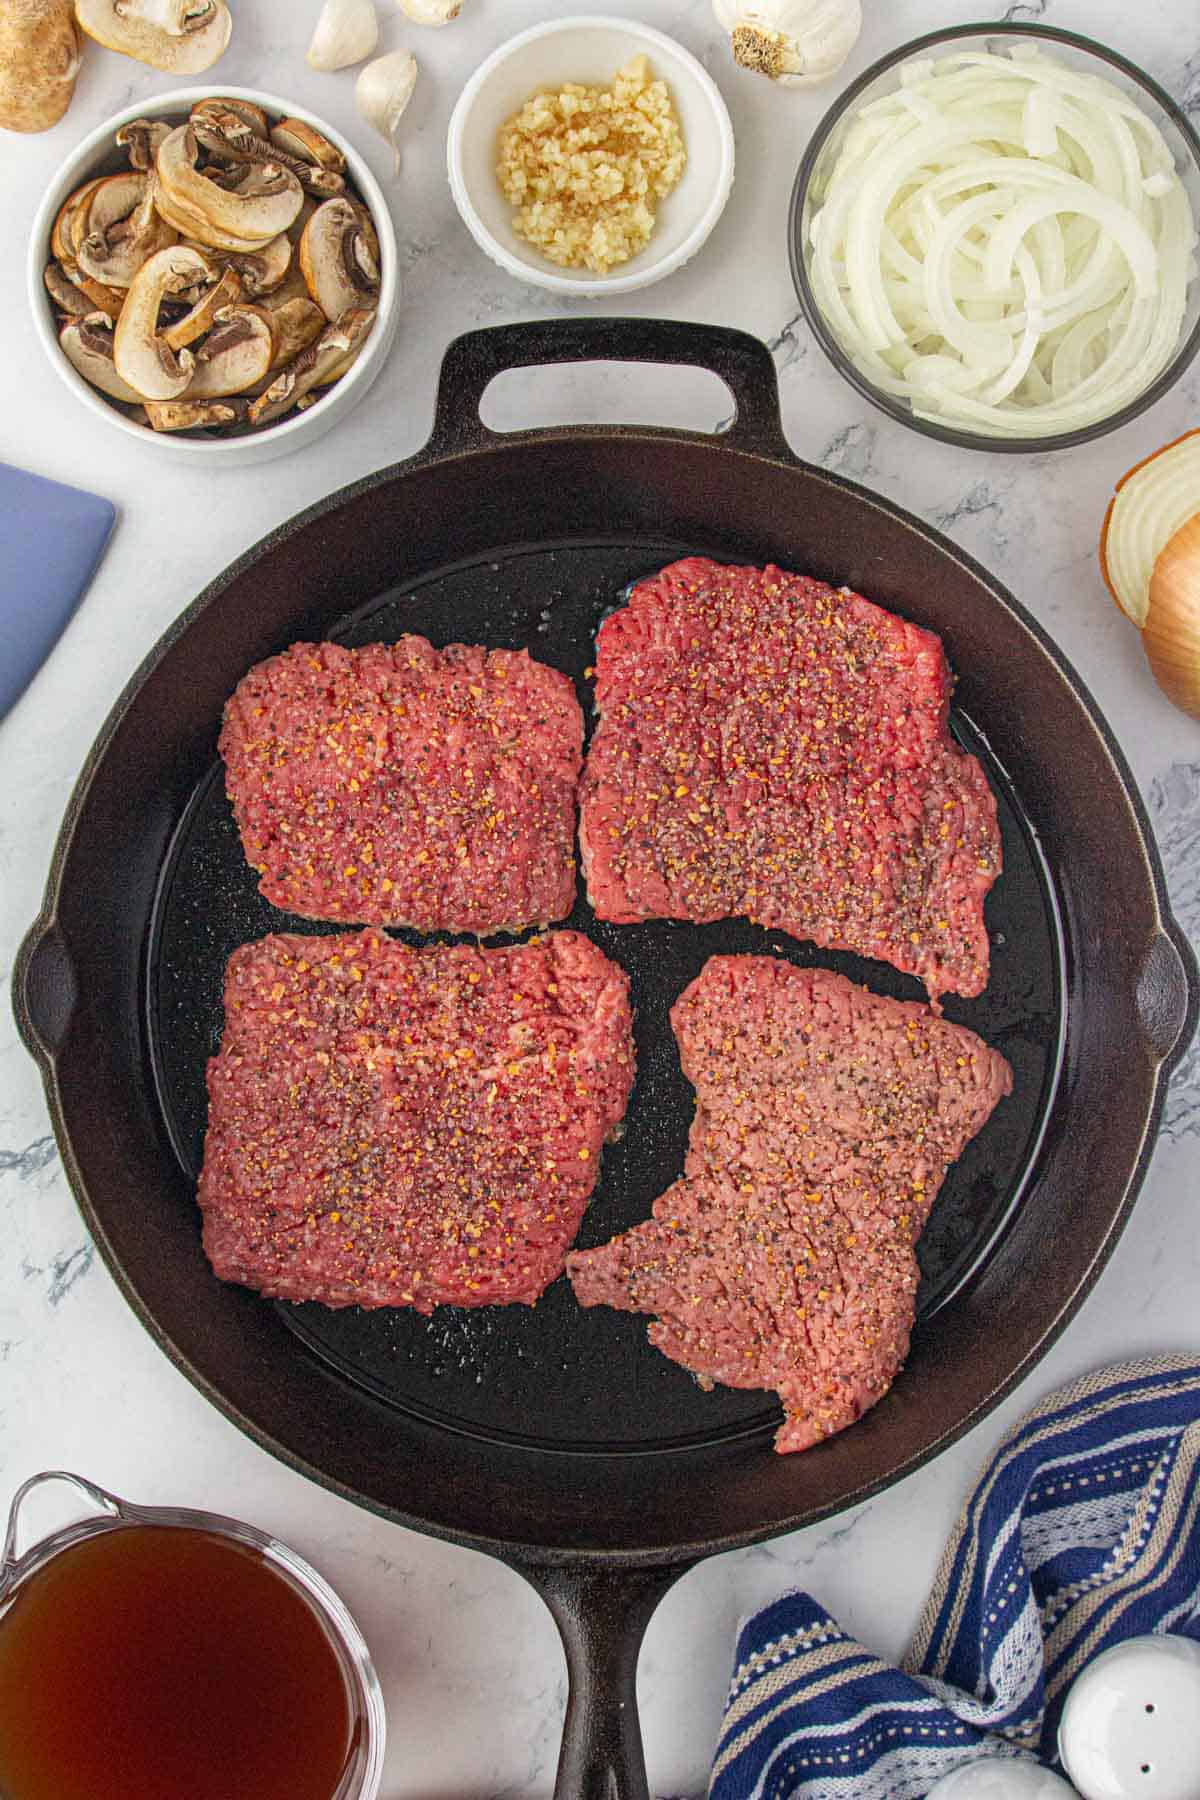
left=307, top=0, right=378, bottom=72
left=712, top=0, right=862, bottom=88
left=396, top=0, right=463, bottom=24
left=356, top=49, right=418, bottom=174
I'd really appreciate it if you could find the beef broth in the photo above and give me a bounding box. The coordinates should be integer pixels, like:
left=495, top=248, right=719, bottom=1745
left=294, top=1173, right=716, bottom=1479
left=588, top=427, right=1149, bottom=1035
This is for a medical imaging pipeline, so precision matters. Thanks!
left=0, top=1526, right=354, bottom=1800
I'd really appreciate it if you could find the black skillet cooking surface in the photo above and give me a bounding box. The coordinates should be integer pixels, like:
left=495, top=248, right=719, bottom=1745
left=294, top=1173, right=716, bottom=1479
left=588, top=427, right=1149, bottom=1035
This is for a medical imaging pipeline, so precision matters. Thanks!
left=14, top=321, right=1198, bottom=1799
left=149, top=548, right=1062, bottom=1454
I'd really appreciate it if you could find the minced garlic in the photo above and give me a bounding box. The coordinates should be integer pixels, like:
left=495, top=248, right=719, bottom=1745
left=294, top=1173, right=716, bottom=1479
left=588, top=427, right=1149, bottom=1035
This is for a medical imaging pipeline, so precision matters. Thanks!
left=496, top=55, right=686, bottom=275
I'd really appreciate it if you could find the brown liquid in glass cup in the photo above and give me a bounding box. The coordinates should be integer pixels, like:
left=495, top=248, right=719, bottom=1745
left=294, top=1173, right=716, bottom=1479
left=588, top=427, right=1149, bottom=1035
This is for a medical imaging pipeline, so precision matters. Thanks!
left=0, top=1473, right=386, bottom=1800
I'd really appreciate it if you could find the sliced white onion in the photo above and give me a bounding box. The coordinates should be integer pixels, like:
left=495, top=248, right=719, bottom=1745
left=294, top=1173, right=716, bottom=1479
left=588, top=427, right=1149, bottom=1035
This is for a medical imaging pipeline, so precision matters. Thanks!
left=806, top=43, right=1198, bottom=438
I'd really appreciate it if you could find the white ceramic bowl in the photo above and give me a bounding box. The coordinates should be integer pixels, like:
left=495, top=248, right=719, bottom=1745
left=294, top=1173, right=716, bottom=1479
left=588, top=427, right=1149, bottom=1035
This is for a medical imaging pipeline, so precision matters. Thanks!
left=447, top=16, right=735, bottom=297
left=28, top=86, right=399, bottom=466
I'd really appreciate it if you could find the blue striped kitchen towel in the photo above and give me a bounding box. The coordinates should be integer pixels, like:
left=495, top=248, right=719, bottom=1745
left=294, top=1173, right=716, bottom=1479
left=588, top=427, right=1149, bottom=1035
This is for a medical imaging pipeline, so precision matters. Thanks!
left=710, top=1356, right=1200, bottom=1800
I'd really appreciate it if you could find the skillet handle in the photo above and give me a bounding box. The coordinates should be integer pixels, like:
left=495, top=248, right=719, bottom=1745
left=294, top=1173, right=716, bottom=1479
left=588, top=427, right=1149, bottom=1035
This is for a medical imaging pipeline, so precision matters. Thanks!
left=512, top=1559, right=693, bottom=1800
left=427, top=318, right=791, bottom=461
left=12, top=914, right=77, bottom=1072
left=1137, top=925, right=1199, bottom=1070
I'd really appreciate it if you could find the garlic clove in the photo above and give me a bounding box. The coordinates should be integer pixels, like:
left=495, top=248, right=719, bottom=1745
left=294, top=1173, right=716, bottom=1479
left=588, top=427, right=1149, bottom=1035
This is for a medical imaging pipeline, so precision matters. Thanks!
left=396, top=0, right=463, bottom=23
left=307, top=0, right=378, bottom=72
left=356, top=49, right=417, bottom=175
left=712, top=0, right=862, bottom=89
left=1143, top=513, right=1200, bottom=719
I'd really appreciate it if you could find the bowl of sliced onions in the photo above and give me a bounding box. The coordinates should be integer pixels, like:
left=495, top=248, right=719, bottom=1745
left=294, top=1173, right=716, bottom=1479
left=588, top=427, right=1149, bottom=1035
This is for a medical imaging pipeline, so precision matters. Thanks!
left=790, top=24, right=1200, bottom=449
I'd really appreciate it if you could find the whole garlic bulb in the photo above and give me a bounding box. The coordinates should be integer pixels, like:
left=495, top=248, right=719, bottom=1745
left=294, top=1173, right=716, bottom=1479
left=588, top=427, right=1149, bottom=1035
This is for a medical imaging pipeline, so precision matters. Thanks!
left=307, top=0, right=378, bottom=72
left=356, top=48, right=418, bottom=174
left=712, top=0, right=862, bottom=88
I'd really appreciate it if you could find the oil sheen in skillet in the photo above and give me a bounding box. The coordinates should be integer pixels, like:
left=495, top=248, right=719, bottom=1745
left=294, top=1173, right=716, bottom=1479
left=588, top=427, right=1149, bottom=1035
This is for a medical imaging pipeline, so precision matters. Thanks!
left=0, top=1527, right=353, bottom=1800
left=147, top=540, right=1064, bottom=1456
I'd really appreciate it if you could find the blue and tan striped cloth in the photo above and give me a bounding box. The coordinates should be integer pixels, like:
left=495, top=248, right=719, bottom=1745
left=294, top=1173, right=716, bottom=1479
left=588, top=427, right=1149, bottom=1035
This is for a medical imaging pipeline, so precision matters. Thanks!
left=710, top=1356, right=1200, bottom=1800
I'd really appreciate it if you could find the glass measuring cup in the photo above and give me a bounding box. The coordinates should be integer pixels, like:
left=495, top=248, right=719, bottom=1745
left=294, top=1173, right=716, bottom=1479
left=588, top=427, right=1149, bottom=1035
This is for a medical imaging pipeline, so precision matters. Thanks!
left=0, top=1469, right=386, bottom=1800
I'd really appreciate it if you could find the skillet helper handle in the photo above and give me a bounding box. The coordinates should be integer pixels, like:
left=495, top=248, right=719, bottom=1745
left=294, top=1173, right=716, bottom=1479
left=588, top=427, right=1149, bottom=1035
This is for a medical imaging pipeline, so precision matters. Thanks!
left=1136, top=925, right=1199, bottom=1071
left=514, top=1560, right=692, bottom=1800
left=428, top=318, right=791, bottom=461
left=12, top=914, right=78, bottom=1071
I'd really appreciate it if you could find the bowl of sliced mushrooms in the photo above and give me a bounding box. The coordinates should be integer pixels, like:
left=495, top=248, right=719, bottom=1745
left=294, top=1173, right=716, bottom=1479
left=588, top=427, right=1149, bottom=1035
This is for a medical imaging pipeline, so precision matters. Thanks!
left=29, top=86, right=398, bottom=462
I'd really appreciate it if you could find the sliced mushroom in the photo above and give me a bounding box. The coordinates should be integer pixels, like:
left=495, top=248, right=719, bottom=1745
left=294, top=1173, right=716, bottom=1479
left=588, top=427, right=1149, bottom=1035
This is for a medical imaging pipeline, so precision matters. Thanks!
left=287, top=195, right=319, bottom=245
left=144, top=397, right=245, bottom=431
left=248, top=306, right=375, bottom=425
left=155, top=124, right=304, bottom=251
left=116, top=118, right=172, bottom=170
left=186, top=304, right=274, bottom=397
left=52, top=177, right=105, bottom=263
left=191, top=104, right=346, bottom=198
left=218, top=232, right=293, bottom=296
left=74, top=171, right=176, bottom=289
left=75, top=1, right=232, bottom=73
left=53, top=259, right=129, bottom=317
left=45, top=261, right=94, bottom=317
left=260, top=297, right=325, bottom=374
left=313, top=304, right=377, bottom=384
left=163, top=263, right=241, bottom=350
left=259, top=262, right=315, bottom=311
left=75, top=169, right=142, bottom=229
left=188, top=96, right=255, bottom=147
left=60, top=315, right=145, bottom=402
left=269, top=119, right=347, bottom=198
left=299, top=198, right=380, bottom=321
left=180, top=231, right=294, bottom=298
left=155, top=175, right=286, bottom=255
left=191, top=95, right=268, bottom=138
left=113, top=243, right=211, bottom=400
left=272, top=118, right=346, bottom=171
left=83, top=277, right=132, bottom=314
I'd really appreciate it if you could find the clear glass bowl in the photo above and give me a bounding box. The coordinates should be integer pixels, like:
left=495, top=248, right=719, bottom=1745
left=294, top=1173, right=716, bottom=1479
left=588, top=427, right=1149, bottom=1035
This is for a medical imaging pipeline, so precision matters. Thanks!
left=789, top=22, right=1200, bottom=452
left=0, top=1471, right=386, bottom=1800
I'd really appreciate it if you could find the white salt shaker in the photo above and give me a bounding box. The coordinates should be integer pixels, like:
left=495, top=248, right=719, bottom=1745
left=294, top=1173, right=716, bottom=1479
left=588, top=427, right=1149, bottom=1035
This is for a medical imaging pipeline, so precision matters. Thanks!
left=925, top=1760, right=1079, bottom=1797
left=1058, top=1635, right=1200, bottom=1800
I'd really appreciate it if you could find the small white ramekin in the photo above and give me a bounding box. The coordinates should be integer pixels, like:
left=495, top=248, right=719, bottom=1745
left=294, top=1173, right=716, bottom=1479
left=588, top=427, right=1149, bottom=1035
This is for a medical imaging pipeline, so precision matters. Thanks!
left=28, top=86, right=399, bottom=467
left=447, top=16, right=735, bottom=298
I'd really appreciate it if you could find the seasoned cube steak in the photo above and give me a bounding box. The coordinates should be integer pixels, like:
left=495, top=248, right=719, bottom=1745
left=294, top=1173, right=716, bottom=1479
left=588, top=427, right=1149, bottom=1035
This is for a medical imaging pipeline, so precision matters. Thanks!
left=221, top=637, right=583, bottom=936
left=199, top=929, right=635, bottom=1310
left=580, top=557, right=1001, bottom=1003
left=567, top=957, right=1011, bottom=1453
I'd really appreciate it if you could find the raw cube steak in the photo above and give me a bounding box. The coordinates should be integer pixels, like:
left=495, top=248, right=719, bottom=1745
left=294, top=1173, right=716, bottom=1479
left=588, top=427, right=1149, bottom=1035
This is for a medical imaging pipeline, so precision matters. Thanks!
left=199, top=928, right=635, bottom=1310
left=220, top=636, right=583, bottom=936
left=580, top=557, right=1002, bottom=1003
left=568, top=956, right=1011, bottom=1453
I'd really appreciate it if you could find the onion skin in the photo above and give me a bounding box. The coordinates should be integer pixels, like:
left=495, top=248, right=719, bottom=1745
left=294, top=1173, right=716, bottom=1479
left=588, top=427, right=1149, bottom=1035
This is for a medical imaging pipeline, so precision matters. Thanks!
left=1143, top=513, right=1200, bottom=720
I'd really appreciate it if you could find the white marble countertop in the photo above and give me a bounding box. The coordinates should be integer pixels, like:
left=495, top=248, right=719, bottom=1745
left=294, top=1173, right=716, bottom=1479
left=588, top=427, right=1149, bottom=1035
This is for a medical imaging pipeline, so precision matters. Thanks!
left=2, top=1, right=1198, bottom=1794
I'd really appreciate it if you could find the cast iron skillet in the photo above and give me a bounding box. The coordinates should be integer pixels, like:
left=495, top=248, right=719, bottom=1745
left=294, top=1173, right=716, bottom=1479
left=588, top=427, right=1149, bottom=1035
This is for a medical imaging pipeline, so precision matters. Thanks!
left=13, top=320, right=1198, bottom=1799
